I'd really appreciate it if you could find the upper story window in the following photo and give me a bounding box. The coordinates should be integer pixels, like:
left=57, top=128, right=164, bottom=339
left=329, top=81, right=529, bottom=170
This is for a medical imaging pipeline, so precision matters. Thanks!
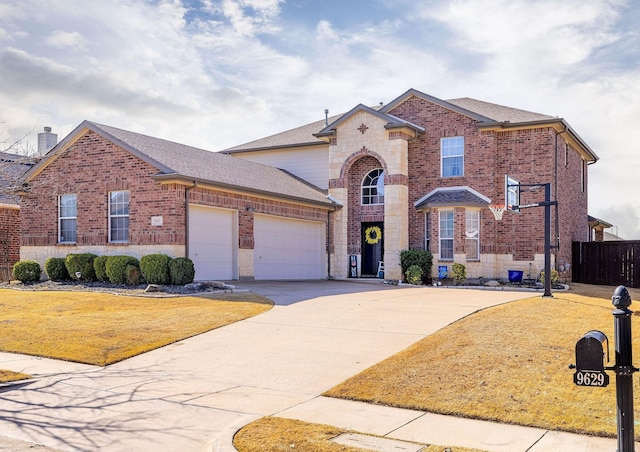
left=58, top=194, right=77, bottom=243
left=362, top=168, right=385, bottom=205
left=441, top=136, right=464, bottom=178
left=109, top=190, right=130, bottom=243
left=439, top=210, right=454, bottom=260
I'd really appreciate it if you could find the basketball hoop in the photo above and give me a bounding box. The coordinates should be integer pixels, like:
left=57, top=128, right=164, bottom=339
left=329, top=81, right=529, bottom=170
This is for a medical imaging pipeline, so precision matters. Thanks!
left=489, top=204, right=506, bottom=221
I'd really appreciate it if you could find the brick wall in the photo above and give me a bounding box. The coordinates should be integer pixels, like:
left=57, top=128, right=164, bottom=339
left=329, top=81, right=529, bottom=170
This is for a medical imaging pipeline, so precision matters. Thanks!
left=20, top=130, right=328, bottom=264
left=388, top=96, right=588, bottom=276
left=21, top=131, right=185, bottom=248
left=0, top=206, right=20, bottom=280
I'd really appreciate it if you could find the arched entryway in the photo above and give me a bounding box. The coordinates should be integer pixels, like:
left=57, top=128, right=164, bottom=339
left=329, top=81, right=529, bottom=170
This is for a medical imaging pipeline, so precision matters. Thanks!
left=346, top=155, right=385, bottom=277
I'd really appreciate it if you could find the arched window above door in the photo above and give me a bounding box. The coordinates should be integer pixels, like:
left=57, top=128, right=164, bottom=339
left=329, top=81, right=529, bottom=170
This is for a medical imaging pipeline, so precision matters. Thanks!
left=362, top=168, right=384, bottom=205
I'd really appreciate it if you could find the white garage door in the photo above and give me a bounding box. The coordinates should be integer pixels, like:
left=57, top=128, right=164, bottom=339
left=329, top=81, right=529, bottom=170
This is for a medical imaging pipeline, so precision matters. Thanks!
left=254, top=214, right=326, bottom=280
left=188, top=205, right=237, bottom=281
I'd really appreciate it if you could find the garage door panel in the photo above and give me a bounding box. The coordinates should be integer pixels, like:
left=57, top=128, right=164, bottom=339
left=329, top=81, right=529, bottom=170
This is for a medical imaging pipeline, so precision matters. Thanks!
left=254, top=215, right=325, bottom=280
left=189, top=205, right=237, bottom=281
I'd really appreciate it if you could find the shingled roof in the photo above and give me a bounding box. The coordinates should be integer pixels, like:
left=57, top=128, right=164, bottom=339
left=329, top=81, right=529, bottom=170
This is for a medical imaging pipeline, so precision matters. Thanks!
left=0, top=152, right=36, bottom=206
left=414, top=186, right=492, bottom=209
left=25, top=121, right=336, bottom=209
left=222, top=89, right=581, bottom=155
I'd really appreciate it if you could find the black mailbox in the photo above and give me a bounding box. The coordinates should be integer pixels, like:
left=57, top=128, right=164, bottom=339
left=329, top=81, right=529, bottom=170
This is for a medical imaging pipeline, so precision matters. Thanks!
left=573, top=330, right=609, bottom=387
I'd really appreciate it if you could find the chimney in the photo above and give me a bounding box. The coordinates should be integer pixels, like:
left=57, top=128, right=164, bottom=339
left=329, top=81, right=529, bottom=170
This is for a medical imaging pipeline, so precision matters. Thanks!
left=38, top=126, right=58, bottom=154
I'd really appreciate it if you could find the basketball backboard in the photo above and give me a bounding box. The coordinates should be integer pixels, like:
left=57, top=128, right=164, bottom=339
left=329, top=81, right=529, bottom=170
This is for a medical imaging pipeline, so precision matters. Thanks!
left=505, top=175, right=520, bottom=212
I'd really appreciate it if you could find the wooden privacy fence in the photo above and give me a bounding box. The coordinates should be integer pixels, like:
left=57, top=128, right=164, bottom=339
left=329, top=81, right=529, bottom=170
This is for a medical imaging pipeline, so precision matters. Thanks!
left=572, top=241, right=640, bottom=288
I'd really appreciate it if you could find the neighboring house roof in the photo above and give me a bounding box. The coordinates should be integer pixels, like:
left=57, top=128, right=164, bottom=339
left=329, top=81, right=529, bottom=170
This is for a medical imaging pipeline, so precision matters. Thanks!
left=604, top=231, right=625, bottom=241
left=24, top=121, right=337, bottom=209
left=222, top=88, right=598, bottom=163
left=588, top=215, right=613, bottom=229
left=414, top=186, right=492, bottom=209
left=0, top=152, right=36, bottom=207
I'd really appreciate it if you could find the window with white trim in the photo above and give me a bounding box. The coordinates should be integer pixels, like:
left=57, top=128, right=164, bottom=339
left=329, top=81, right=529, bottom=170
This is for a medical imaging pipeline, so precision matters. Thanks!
left=441, top=136, right=464, bottom=177
left=439, top=210, right=454, bottom=260
left=424, top=211, right=431, bottom=251
left=465, top=209, right=480, bottom=261
left=109, top=190, right=130, bottom=243
left=58, top=194, right=77, bottom=243
left=362, top=168, right=384, bottom=205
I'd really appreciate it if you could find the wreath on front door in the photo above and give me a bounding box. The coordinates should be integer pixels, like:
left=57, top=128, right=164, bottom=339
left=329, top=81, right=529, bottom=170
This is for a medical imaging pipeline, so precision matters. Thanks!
left=364, top=226, right=382, bottom=245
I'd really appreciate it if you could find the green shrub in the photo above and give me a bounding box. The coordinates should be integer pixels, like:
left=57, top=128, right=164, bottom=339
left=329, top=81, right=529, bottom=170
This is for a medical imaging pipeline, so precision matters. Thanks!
left=13, top=260, right=42, bottom=283
left=65, top=253, right=98, bottom=281
left=169, top=257, right=195, bottom=285
left=125, top=264, right=143, bottom=285
left=405, top=265, right=423, bottom=285
left=106, top=256, right=140, bottom=284
left=140, top=254, right=172, bottom=285
left=93, top=256, right=109, bottom=282
left=400, top=249, right=433, bottom=282
left=452, top=263, right=466, bottom=285
left=45, top=257, right=69, bottom=281
left=540, top=269, right=559, bottom=285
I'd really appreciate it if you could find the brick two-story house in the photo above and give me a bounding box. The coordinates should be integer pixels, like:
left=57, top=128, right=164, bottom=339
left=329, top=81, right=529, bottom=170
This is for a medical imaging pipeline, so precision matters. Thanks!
left=19, top=89, right=598, bottom=282
left=224, top=89, right=599, bottom=281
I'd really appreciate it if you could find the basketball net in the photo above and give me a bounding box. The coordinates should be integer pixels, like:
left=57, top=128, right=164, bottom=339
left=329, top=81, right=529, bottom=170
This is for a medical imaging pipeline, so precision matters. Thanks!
left=489, top=204, right=506, bottom=221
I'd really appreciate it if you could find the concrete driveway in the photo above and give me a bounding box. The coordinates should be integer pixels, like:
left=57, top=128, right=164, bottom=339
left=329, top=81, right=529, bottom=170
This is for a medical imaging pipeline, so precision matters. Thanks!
left=0, top=280, right=535, bottom=451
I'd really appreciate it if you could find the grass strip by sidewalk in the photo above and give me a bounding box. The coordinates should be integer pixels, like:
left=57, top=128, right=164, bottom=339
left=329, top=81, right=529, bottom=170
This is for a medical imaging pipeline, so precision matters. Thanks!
left=325, top=284, right=640, bottom=440
left=233, top=416, right=486, bottom=452
left=0, top=289, right=272, bottom=366
left=0, top=370, right=31, bottom=383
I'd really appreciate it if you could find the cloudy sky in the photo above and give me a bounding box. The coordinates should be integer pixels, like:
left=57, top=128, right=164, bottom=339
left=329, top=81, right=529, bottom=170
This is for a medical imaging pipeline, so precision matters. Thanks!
left=1, top=0, right=639, bottom=238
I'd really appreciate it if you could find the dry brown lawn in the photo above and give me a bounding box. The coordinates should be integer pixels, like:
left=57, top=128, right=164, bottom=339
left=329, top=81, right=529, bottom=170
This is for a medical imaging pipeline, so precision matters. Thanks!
left=234, top=416, right=486, bottom=452
left=325, top=283, right=640, bottom=439
left=0, top=289, right=272, bottom=366
left=0, top=370, right=31, bottom=383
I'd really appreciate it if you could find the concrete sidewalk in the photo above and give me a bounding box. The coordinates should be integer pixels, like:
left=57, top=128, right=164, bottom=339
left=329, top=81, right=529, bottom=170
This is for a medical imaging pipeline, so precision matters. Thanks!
left=0, top=281, right=631, bottom=451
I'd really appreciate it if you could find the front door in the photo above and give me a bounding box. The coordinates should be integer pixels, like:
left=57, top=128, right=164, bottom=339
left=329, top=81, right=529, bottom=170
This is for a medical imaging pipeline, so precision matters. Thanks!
left=361, top=222, right=383, bottom=276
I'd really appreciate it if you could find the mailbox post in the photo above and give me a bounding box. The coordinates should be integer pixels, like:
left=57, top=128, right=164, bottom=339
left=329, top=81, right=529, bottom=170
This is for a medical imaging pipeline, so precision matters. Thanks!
left=612, top=285, right=636, bottom=452
left=571, top=285, right=638, bottom=452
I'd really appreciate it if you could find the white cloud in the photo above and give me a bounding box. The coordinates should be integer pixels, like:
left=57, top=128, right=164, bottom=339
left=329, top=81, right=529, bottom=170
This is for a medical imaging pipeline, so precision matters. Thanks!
left=45, top=30, right=86, bottom=49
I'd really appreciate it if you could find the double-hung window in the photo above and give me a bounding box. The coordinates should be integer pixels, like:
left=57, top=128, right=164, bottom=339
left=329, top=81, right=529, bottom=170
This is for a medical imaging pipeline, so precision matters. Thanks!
left=58, top=194, right=77, bottom=243
left=441, top=136, right=464, bottom=177
left=109, top=190, right=130, bottom=243
left=362, top=168, right=385, bottom=205
left=465, top=209, right=480, bottom=261
left=439, top=210, right=454, bottom=260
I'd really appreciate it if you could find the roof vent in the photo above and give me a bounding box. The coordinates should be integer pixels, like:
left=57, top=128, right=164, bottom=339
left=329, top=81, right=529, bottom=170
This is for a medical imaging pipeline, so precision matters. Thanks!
left=324, top=109, right=329, bottom=127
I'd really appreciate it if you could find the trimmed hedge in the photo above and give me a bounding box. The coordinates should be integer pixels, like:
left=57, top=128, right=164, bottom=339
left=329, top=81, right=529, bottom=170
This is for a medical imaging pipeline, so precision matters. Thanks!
left=45, top=257, right=69, bottom=281
left=169, top=257, right=195, bottom=285
left=140, top=254, right=171, bottom=285
left=93, top=256, right=109, bottom=282
left=13, top=260, right=42, bottom=283
left=105, top=256, right=140, bottom=284
left=65, top=253, right=98, bottom=281
left=125, top=264, right=143, bottom=285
